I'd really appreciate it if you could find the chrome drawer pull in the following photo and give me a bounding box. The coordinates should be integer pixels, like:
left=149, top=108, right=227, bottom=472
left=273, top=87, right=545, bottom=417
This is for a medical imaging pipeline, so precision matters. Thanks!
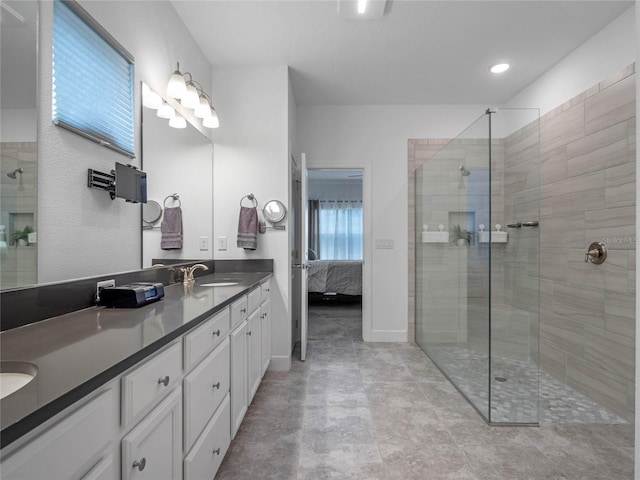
left=212, top=329, right=221, bottom=337
left=247, top=331, right=252, bottom=336
left=133, top=458, right=146, bottom=471
left=213, top=448, right=221, bottom=456
left=212, top=382, right=221, bottom=390
left=240, top=308, right=247, bottom=313
left=158, top=375, right=170, bottom=386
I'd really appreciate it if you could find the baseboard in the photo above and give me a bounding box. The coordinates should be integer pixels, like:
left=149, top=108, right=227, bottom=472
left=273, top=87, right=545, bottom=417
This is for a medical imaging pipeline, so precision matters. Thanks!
left=367, top=330, right=408, bottom=342
left=267, top=355, right=291, bottom=371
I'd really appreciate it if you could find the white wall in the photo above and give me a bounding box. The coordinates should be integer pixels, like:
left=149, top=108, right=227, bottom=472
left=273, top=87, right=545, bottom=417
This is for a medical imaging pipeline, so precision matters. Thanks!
left=635, top=2, right=639, bottom=477
left=506, top=5, right=636, bottom=115
left=297, top=105, right=485, bottom=341
left=1, top=109, right=36, bottom=142
left=38, top=1, right=212, bottom=282
left=211, top=65, right=291, bottom=370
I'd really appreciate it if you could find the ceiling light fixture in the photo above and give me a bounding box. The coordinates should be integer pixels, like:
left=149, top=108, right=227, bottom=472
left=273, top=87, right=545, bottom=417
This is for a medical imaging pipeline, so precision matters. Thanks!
left=490, top=63, right=510, bottom=74
left=157, top=103, right=175, bottom=119
left=357, top=0, right=367, bottom=14
left=166, top=63, right=220, bottom=128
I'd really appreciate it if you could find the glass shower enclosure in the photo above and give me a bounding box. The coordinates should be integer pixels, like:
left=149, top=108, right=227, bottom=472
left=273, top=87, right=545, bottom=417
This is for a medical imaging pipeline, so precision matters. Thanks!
left=415, top=108, right=540, bottom=424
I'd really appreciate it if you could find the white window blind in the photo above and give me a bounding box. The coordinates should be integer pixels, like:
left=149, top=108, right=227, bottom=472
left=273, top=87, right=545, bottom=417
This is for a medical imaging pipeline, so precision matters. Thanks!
left=52, top=0, right=135, bottom=157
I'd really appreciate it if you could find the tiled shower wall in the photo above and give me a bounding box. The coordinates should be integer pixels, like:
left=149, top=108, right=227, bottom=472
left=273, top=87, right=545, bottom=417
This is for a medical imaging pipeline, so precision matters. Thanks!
left=408, top=64, right=636, bottom=421
left=537, top=65, right=636, bottom=421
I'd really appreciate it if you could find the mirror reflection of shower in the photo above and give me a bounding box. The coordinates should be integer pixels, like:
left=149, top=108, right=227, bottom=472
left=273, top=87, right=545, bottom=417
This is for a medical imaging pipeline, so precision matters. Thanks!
left=6, top=168, right=25, bottom=191
left=458, top=165, right=470, bottom=189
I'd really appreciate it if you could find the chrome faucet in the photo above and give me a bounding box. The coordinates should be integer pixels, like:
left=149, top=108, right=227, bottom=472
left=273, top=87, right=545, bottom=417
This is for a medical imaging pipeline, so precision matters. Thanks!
left=181, top=264, right=209, bottom=284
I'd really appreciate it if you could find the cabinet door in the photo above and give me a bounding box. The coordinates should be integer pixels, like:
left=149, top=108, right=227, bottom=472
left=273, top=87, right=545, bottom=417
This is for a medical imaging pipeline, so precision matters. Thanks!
left=229, top=320, right=247, bottom=439
left=260, top=298, right=271, bottom=376
left=82, top=455, right=115, bottom=480
left=122, top=388, right=182, bottom=480
left=247, top=308, right=262, bottom=403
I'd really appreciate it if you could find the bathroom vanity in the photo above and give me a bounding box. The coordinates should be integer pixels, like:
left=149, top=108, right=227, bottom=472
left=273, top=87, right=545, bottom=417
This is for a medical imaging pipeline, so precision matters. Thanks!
left=0, top=271, right=272, bottom=480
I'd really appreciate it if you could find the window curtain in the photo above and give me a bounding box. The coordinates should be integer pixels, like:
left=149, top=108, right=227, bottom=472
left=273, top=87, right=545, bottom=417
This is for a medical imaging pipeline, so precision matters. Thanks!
left=318, top=200, right=363, bottom=260
left=308, top=199, right=320, bottom=259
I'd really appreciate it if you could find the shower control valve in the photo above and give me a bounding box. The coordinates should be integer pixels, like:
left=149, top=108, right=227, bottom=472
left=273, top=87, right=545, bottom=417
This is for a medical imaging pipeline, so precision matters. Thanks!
left=584, top=242, right=607, bottom=265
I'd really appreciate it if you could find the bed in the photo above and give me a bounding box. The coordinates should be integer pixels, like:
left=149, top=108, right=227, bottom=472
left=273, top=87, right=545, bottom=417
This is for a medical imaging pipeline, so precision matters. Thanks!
left=307, top=260, right=362, bottom=296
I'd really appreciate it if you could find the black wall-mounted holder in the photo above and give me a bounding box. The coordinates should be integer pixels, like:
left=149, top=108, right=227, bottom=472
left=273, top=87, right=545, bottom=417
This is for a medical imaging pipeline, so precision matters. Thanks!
left=88, top=168, right=116, bottom=200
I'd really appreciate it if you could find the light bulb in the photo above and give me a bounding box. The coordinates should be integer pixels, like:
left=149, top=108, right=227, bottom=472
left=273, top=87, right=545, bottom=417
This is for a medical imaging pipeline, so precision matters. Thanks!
left=142, top=84, right=162, bottom=109
left=157, top=103, right=175, bottom=119
left=169, top=115, right=187, bottom=129
left=181, top=84, right=199, bottom=109
left=490, top=63, right=510, bottom=74
left=203, top=108, right=219, bottom=128
left=167, top=68, right=187, bottom=99
left=194, top=95, right=210, bottom=118
left=357, top=0, right=367, bottom=14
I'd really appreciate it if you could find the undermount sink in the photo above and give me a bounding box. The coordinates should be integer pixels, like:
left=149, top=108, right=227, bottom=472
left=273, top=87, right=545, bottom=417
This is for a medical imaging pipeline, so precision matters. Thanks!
left=199, top=282, right=239, bottom=287
left=0, top=362, right=37, bottom=399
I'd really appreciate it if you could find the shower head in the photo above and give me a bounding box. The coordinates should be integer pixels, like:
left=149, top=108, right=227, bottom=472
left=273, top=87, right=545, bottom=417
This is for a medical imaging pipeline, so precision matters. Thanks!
left=458, top=165, right=471, bottom=177
left=7, top=168, right=23, bottom=179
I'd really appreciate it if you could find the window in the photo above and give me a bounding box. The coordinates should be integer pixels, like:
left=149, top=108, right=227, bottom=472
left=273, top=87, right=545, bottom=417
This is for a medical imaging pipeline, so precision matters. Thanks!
left=52, top=0, right=135, bottom=157
left=318, top=200, right=363, bottom=260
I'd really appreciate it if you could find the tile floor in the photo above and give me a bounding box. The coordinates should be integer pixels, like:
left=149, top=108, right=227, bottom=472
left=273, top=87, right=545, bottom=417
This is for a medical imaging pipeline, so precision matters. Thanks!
left=215, top=304, right=634, bottom=479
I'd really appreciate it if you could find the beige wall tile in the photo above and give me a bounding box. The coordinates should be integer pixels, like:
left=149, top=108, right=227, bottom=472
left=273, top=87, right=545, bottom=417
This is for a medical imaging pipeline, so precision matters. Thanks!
left=566, top=122, right=629, bottom=175
left=584, top=324, right=634, bottom=382
left=540, top=102, right=584, bottom=154
left=585, top=74, right=636, bottom=135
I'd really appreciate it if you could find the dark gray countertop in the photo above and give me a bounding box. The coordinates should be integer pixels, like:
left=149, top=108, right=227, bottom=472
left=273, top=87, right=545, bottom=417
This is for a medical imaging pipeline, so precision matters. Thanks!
left=0, top=271, right=272, bottom=449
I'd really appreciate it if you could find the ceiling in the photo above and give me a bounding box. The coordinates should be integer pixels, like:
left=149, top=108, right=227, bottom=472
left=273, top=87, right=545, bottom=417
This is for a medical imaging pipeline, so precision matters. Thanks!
left=171, top=0, right=633, bottom=106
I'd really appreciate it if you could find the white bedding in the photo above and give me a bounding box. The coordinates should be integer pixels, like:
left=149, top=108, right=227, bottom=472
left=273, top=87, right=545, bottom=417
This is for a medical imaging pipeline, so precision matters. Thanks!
left=307, top=260, right=362, bottom=296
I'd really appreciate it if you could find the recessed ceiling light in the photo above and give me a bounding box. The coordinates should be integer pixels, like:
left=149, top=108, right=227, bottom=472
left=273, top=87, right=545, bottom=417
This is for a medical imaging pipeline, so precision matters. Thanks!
left=357, top=0, right=367, bottom=14
left=490, top=63, right=510, bottom=74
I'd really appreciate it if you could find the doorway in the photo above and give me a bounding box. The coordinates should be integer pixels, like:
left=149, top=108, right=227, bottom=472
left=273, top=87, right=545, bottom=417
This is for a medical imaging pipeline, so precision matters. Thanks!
left=303, top=168, right=364, bottom=357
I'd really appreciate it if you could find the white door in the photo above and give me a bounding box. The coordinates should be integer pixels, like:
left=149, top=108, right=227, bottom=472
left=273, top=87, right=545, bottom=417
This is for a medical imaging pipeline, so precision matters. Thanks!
left=300, top=153, right=309, bottom=361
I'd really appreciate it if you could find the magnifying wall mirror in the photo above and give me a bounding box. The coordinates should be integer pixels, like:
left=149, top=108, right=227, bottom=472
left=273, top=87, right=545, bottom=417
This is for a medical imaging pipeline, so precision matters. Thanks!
left=263, top=200, right=286, bottom=224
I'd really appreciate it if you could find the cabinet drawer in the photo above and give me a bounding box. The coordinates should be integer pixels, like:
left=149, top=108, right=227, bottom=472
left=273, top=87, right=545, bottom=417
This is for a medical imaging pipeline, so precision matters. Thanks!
left=184, top=307, right=230, bottom=371
left=2, top=389, right=115, bottom=480
left=122, top=341, right=182, bottom=425
left=260, top=279, right=271, bottom=301
left=230, top=296, right=248, bottom=329
left=183, top=394, right=231, bottom=480
left=247, top=287, right=261, bottom=314
left=184, top=338, right=230, bottom=451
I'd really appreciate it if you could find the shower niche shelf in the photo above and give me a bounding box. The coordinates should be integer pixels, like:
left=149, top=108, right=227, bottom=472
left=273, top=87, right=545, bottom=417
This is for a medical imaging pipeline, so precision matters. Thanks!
left=478, top=231, right=508, bottom=243
left=422, top=232, right=449, bottom=243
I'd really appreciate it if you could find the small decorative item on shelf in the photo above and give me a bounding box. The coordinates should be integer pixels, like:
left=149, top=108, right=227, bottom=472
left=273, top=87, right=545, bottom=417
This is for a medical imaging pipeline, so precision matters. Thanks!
left=12, top=225, right=33, bottom=246
left=450, top=224, right=472, bottom=247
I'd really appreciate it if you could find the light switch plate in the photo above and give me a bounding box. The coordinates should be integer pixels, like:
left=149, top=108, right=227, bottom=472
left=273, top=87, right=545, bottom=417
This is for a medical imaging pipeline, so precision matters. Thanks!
left=376, top=239, right=394, bottom=249
left=217, top=236, right=227, bottom=251
left=199, top=236, right=209, bottom=251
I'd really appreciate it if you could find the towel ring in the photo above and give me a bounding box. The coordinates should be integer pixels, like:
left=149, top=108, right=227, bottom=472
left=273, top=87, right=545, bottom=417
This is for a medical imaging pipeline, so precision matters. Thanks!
left=164, top=194, right=181, bottom=208
left=240, top=193, right=258, bottom=208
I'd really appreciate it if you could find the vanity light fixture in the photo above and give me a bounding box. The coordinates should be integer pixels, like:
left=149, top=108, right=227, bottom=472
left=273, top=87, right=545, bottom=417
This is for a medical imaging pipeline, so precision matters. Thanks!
left=142, top=83, right=162, bottom=109
left=169, top=114, right=187, bottom=129
left=156, top=102, right=175, bottom=119
left=490, top=63, right=510, bottom=74
left=357, top=0, right=367, bottom=14
left=167, top=63, right=187, bottom=99
left=203, top=109, right=219, bottom=129
left=166, top=62, right=220, bottom=128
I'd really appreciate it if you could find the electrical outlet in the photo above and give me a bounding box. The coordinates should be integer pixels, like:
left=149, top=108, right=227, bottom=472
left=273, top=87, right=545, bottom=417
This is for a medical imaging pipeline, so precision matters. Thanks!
left=218, top=236, right=227, bottom=251
left=96, top=279, right=115, bottom=303
left=199, top=236, right=209, bottom=251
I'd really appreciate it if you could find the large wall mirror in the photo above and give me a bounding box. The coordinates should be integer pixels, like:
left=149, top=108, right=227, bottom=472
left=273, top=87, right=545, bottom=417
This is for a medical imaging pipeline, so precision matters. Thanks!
left=141, top=82, right=214, bottom=267
left=1, top=1, right=38, bottom=290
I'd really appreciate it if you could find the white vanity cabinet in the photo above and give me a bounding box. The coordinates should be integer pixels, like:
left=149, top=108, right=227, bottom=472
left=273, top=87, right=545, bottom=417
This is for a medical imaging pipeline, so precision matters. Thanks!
left=122, top=388, right=182, bottom=480
left=1, top=388, right=118, bottom=480
left=260, top=279, right=272, bottom=376
left=229, top=293, right=250, bottom=438
left=1, top=275, right=272, bottom=480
